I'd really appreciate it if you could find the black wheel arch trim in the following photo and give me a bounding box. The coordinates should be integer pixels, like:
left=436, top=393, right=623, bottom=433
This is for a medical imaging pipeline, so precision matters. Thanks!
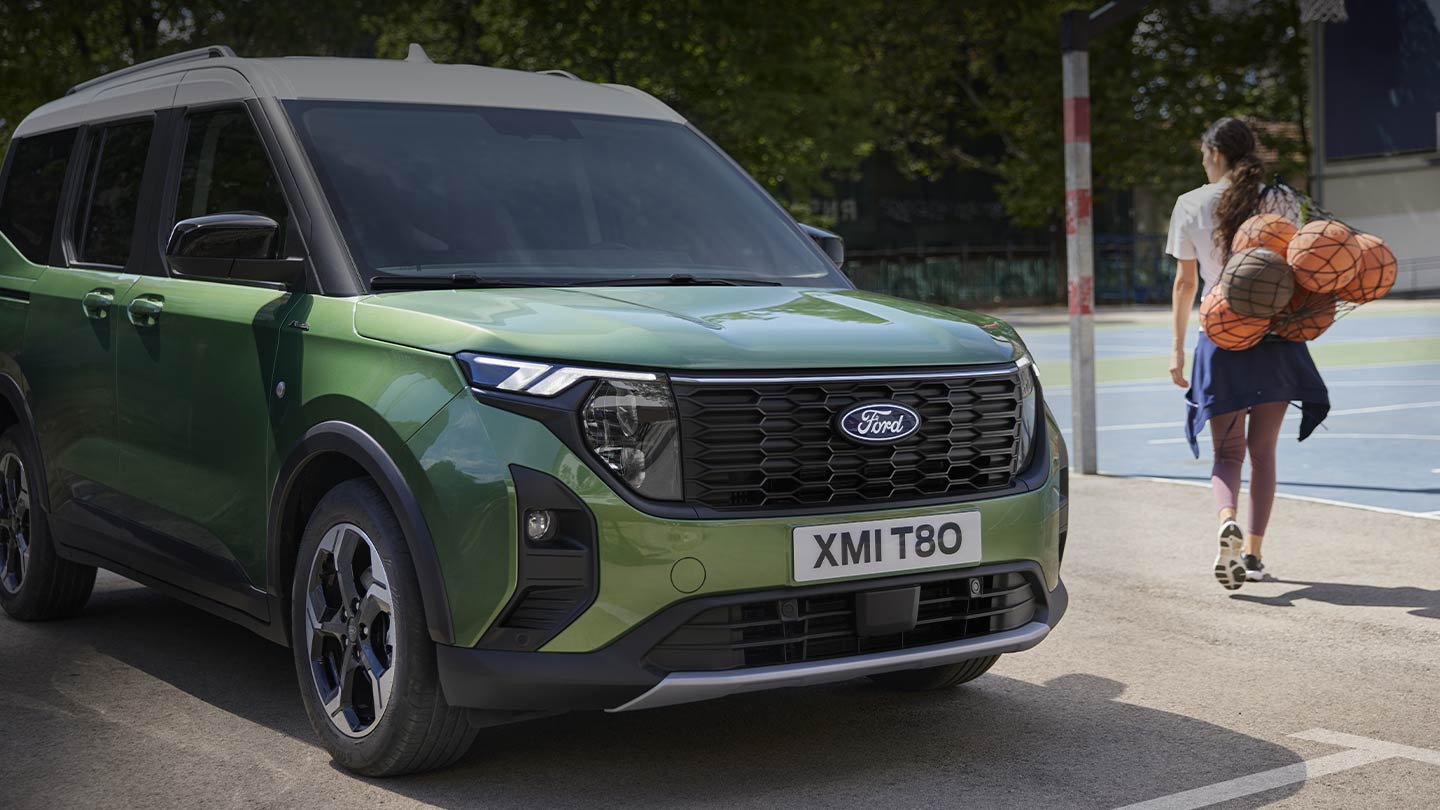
left=0, top=371, right=51, bottom=513
left=268, top=420, right=454, bottom=644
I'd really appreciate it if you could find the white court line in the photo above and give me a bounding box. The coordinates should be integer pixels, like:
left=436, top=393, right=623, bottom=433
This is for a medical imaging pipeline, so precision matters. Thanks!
left=1123, top=475, right=1440, bottom=521
left=1329, top=399, right=1440, bottom=416
left=1049, top=380, right=1440, bottom=395
left=1043, top=359, right=1440, bottom=394
left=1111, top=728, right=1440, bottom=810
left=1059, top=399, right=1440, bottom=435
left=1149, top=433, right=1440, bottom=445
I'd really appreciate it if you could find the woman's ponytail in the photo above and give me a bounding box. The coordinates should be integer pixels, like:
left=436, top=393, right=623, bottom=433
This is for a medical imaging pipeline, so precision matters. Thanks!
left=1204, top=117, right=1265, bottom=258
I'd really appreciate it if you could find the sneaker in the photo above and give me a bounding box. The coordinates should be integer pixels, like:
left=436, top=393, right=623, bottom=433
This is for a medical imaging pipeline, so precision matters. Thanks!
left=1243, top=554, right=1270, bottom=582
left=1214, top=520, right=1246, bottom=591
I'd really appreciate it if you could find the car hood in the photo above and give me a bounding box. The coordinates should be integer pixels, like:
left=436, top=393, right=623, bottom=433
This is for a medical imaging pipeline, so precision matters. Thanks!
left=353, top=286, right=1026, bottom=370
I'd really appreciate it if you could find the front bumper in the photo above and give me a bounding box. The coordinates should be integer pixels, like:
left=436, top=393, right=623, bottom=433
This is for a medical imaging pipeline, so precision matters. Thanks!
left=436, top=561, right=1068, bottom=713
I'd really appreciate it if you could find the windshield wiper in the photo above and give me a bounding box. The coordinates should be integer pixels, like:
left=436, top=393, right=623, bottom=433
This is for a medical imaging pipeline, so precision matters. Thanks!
left=369, top=273, right=544, bottom=291
left=564, top=274, right=782, bottom=287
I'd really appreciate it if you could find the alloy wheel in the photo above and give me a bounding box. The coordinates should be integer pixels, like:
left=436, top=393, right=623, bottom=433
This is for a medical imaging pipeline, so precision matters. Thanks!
left=304, top=523, right=397, bottom=738
left=0, top=451, right=31, bottom=595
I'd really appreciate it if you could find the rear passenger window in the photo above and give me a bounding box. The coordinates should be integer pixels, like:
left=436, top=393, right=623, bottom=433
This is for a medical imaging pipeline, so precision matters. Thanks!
left=73, top=119, right=153, bottom=267
left=175, top=108, right=289, bottom=255
left=0, top=129, right=77, bottom=264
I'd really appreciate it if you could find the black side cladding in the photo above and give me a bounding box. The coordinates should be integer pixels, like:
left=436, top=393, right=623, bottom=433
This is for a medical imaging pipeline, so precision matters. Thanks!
left=477, top=466, right=599, bottom=651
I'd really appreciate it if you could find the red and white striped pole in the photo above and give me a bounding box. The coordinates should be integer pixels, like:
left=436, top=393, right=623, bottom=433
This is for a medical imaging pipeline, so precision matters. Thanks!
left=1061, top=10, right=1098, bottom=474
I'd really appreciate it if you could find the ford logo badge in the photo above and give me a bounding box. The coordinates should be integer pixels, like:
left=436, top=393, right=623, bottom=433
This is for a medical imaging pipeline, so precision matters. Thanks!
left=837, top=402, right=922, bottom=444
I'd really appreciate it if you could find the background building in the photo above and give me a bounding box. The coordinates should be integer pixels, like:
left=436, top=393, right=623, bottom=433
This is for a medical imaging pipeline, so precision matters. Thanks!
left=1313, top=0, right=1440, bottom=295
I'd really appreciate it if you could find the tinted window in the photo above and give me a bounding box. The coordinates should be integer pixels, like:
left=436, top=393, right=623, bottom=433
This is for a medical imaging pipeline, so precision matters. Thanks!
left=175, top=108, right=289, bottom=254
left=73, top=119, right=153, bottom=267
left=287, top=102, right=841, bottom=288
left=0, top=129, right=77, bottom=264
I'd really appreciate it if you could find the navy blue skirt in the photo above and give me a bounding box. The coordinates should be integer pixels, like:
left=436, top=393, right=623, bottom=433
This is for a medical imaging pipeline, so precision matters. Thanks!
left=1185, top=332, right=1330, bottom=458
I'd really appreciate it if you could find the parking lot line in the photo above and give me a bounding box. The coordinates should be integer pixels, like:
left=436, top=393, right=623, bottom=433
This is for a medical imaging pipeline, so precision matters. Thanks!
left=1112, top=729, right=1440, bottom=810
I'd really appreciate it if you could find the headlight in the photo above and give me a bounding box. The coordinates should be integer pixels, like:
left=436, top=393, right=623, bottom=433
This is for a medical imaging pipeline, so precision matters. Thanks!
left=1014, top=355, right=1040, bottom=474
left=582, top=379, right=682, bottom=500
left=457, top=352, right=683, bottom=501
left=458, top=352, right=655, bottom=396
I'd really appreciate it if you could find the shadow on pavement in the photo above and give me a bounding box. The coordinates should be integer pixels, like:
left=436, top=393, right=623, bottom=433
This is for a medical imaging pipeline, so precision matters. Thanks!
left=13, top=577, right=1306, bottom=810
left=1232, top=581, right=1440, bottom=619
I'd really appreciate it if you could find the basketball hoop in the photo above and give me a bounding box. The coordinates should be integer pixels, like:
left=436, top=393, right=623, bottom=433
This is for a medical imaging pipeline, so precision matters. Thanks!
left=1299, top=0, right=1347, bottom=23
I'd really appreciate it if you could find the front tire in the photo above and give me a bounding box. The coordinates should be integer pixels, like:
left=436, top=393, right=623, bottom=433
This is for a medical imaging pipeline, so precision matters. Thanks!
left=290, top=478, right=476, bottom=776
left=0, top=426, right=96, bottom=621
left=867, top=654, right=1000, bottom=692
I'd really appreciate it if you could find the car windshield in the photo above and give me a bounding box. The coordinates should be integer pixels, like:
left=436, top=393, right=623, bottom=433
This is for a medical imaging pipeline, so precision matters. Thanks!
left=285, top=101, right=845, bottom=290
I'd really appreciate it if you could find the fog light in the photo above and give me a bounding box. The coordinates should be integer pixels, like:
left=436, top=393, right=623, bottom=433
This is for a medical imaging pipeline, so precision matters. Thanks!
left=524, top=509, right=556, bottom=543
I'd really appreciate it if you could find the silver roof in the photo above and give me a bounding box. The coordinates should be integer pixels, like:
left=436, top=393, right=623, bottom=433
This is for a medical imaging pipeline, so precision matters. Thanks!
left=14, top=50, right=684, bottom=138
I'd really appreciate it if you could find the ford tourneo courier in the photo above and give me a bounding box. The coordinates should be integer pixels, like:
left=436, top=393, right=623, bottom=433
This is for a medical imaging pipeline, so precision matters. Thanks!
left=0, top=46, right=1068, bottom=775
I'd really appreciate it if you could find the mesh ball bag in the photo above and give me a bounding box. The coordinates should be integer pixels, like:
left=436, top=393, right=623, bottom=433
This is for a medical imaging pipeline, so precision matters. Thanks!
left=1271, top=285, right=1337, bottom=341
left=1219, top=247, right=1294, bottom=318
left=1287, top=219, right=1361, bottom=293
left=1200, top=287, right=1269, bottom=351
left=1336, top=232, right=1397, bottom=304
left=1231, top=213, right=1298, bottom=255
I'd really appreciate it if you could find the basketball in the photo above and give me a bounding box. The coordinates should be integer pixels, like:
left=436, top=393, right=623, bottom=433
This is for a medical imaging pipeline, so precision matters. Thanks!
left=1200, top=286, right=1268, bottom=351
left=1219, top=247, right=1294, bottom=318
left=1271, top=285, right=1337, bottom=341
left=1231, top=213, right=1298, bottom=255
left=1336, top=232, right=1396, bottom=303
left=1286, top=219, right=1361, bottom=293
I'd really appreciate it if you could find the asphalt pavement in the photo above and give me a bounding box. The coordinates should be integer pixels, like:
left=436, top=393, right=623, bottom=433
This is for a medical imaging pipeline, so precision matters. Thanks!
left=2, top=474, right=1438, bottom=809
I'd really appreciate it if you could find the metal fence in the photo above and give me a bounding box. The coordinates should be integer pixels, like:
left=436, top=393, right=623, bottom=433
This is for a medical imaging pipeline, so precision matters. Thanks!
left=844, top=235, right=1178, bottom=309
left=845, top=236, right=1436, bottom=309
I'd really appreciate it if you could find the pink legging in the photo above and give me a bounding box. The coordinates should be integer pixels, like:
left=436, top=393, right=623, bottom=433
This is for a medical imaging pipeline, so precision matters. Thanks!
left=1209, top=401, right=1289, bottom=536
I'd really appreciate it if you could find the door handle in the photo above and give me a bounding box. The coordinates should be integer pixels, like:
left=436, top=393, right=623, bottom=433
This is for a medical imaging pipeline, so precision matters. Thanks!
left=81, top=290, right=114, bottom=319
left=126, top=296, right=165, bottom=327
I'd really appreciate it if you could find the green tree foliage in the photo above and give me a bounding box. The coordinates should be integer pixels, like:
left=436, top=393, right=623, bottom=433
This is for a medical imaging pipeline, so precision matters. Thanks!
left=0, top=1, right=385, bottom=146
left=367, top=0, right=884, bottom=213
left=868, top=0, right=1309, bottom=227
left=0, top=0, right=1310, bottom=233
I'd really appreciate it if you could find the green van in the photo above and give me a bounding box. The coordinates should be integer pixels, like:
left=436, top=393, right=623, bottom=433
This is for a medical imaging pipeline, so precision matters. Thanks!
left=0, top=46, right=1068, bottom=775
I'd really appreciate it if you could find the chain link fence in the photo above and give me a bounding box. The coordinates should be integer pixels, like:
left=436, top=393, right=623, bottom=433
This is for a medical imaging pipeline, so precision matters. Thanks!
left=844, top=236, right=1178, bottom=308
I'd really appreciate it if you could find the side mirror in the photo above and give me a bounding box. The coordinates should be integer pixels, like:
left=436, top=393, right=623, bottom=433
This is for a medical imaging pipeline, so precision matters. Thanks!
left=799, top=223, right=844, bottom=267
left=165, top=213, right=305, bottom=289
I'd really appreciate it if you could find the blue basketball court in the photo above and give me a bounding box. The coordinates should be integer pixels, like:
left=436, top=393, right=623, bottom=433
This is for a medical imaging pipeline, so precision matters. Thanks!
left=1012, top=302, right=1440, bottom=519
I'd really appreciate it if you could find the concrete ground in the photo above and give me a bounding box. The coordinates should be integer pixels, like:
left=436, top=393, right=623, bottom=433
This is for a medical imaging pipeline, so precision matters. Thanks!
left=2, top=475, right=1437, bottom=809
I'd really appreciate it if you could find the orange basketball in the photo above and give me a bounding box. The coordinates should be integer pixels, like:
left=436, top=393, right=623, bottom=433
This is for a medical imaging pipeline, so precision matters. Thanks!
left=1200, top=287, right=1268, bottom=351
left=1286, top=219, right=1360, bottom=293
left=1271, top=286, right=1336, bottom=341
left=1336, top=232, right=1396, bottom=303
left=1231, top=213, right=1298, bottom=255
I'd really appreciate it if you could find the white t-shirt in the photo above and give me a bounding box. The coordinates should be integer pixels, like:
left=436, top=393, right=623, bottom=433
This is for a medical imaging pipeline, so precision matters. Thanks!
left=1165, top=179, right=1230, bottom=293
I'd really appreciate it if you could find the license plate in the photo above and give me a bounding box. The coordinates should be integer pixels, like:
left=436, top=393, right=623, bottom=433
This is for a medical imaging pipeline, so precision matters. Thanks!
left=792, top=511, right=982, bottom=583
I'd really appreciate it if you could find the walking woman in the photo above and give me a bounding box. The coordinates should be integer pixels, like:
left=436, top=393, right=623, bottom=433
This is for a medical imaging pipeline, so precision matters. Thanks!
left=1164, top=117, right=1330, bottom=591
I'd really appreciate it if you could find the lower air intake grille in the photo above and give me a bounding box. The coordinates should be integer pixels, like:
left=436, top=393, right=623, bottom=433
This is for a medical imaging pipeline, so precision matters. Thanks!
left=646, top=571, right=1037, bottom=672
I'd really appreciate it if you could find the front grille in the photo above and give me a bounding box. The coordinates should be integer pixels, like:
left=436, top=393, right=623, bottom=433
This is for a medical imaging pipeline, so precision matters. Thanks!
left=671, top=368, right=1024, bottom=510
left=646, top=572, right=1037, bottom=672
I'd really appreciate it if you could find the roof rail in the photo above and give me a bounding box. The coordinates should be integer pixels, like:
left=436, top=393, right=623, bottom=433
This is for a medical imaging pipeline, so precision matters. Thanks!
left=66, top=45, right=237, bottom=96
left=537, top=69, right=581, bottom=81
